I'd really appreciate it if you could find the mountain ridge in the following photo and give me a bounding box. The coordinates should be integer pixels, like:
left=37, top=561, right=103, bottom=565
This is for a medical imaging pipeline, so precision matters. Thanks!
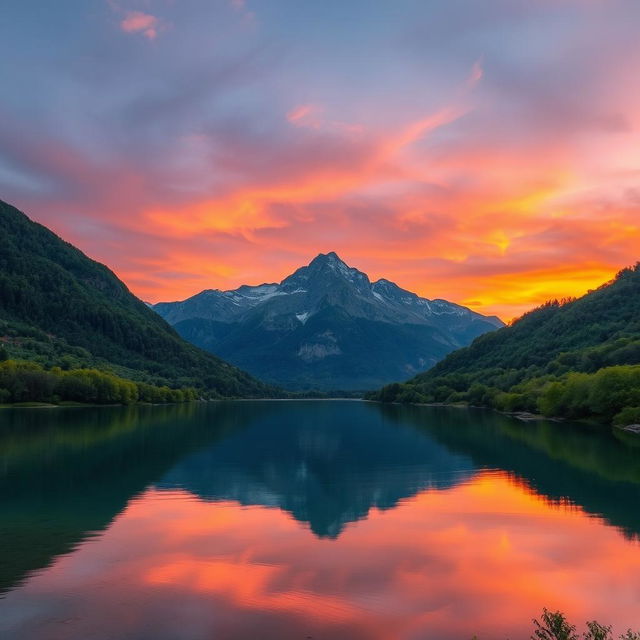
left=156, top=252, right=503, bottom=328
left=154, top=252, right=503, bottom=390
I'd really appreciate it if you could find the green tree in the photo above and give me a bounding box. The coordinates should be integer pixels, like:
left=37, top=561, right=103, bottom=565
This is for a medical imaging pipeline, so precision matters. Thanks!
left=532, top=609, right=578, bottom=640
left=583, top=621, right=612, bottom=640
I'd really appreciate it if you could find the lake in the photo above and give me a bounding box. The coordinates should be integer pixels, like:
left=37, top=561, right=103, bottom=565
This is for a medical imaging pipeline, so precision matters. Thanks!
left=1, top=400, right=639, bottom=639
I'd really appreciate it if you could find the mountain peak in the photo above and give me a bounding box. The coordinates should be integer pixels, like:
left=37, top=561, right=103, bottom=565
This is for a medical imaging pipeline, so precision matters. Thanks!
left=309, top=251, right=346, bottom=267
left=291, top=251, right=371, bottom=293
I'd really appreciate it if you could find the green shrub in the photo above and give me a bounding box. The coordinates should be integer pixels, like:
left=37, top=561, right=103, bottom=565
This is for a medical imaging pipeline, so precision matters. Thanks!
left=495, top=392, right=525, bottom=412
left=613, top=406, right=640, bottom=427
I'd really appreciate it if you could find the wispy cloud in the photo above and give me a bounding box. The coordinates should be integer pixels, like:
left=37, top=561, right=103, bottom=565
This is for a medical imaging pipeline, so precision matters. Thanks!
left=286, top=104, right=322, bottom=128
left=467, top=58, right=484, bottom=89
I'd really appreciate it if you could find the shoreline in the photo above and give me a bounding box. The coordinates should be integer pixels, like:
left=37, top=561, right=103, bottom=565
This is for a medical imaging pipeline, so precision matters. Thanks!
left=3, top=399, right=637, bottom=434
left=0, top=400, right=198, bottom=410
left=0, top=396, right=366, bottom=410
left=367, top=399, right=640, bottom=433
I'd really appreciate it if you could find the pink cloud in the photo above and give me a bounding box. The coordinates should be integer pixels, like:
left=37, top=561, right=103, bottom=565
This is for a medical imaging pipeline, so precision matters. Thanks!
left=120, top=11, right=160, bottom=40
left=286, top=104, right=322, bottom=128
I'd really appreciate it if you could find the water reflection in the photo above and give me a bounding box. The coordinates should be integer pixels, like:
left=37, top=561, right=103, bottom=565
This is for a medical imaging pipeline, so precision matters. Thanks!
left=380, top=404, right=640, bottom=538
left=1, top=401, right=639, bottom=639
left=0, top=403, right=224, bottom=594
left=157, top=401, right=474, bottom=537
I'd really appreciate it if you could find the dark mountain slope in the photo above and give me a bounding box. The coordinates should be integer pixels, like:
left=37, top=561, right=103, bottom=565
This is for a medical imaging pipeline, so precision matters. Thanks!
left=0, top=199, right=271, bottom=397
left=174, top=309, right=455, bottom=391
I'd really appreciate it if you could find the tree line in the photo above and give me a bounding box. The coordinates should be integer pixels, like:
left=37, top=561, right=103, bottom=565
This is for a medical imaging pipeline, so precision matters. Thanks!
left=369, top=364, right=640, bottom=427
left=0, top=357, right=198, bottom=405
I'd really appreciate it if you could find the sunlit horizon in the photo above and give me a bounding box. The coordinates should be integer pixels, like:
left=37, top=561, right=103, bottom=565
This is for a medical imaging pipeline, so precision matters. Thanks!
left=2, top=0, right=639, bottom=321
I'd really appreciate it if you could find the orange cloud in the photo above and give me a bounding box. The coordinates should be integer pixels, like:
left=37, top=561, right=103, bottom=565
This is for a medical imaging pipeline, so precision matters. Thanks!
left=28, top=125, right=637, bottom=321
left=113, top=115, right=636, bottom=320
left=7, top=21, right=640, bottom=321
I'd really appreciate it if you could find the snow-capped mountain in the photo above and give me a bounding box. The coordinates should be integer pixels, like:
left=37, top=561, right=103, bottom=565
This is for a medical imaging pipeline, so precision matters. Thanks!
left=154, top=252, right=504, bottom=390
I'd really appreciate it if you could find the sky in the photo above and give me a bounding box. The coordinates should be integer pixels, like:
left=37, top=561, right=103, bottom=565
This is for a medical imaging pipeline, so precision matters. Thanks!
left=1, top=0, right=639, bottom=320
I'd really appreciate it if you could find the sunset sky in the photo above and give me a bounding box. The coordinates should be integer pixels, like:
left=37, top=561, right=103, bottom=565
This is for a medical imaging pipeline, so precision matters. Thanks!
left=1, top=0, right=639, bottom=320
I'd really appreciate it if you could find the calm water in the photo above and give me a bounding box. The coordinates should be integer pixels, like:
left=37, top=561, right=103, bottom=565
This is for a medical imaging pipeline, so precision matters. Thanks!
left=1, top=401, right=640, bottom=639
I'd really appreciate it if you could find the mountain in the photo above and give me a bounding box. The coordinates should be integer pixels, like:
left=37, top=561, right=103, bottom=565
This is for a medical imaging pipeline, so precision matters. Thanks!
left=154, top=252, right=503, bottom=390
left=369, top=264, right=640, bottom=426
left=0, top=199, right=272, bottom=398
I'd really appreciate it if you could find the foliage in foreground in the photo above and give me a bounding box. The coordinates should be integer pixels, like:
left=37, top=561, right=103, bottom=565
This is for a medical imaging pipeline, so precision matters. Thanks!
left=0, top=359, right=197, bottom=405
left=368, top=264, right=640, bottom=426
left=531, top=609, right=640, bottom=640
left=472, top=609, right=640, bottom=640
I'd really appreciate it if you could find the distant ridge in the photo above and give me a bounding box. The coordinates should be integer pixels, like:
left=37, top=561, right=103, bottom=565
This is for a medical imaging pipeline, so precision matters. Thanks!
left=154, top=252, right=503, bottom=390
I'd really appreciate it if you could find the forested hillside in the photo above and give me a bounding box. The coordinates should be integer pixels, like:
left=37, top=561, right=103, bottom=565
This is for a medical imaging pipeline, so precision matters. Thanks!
left=0, top=200, right=273, bottom=399
left=369, top=264, right=640, bottom=426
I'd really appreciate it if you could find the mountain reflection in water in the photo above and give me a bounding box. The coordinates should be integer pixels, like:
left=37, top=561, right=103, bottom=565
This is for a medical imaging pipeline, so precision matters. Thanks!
left=157, top=401, right=474, bottom=537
